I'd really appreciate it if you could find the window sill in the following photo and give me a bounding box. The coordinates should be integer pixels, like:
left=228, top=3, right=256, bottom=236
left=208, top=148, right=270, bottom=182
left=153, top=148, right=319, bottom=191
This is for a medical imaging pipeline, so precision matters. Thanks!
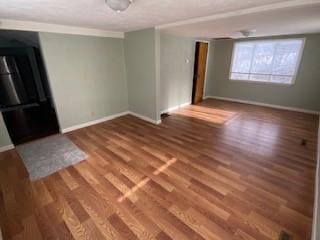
left=229, top=79, right=295, bottom=86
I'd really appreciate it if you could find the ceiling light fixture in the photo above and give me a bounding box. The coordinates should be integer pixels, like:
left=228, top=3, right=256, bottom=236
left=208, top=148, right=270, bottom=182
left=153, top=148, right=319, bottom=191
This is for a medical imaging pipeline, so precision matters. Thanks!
left=239, top=29, right=256, bottom=37
left=106, top=0, right=133, bottom=13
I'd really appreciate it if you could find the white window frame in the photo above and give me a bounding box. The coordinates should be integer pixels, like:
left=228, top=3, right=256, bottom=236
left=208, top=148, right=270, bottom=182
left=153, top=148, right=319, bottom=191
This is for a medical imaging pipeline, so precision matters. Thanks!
left=229, top=38, right=306, bottom=86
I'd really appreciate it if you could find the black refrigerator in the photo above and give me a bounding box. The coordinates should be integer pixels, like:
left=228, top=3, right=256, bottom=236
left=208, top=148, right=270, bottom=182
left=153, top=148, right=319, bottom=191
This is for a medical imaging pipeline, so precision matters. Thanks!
left=0, top=48, right=59, bottom=145
left=0, top=56, right=30, bottom=107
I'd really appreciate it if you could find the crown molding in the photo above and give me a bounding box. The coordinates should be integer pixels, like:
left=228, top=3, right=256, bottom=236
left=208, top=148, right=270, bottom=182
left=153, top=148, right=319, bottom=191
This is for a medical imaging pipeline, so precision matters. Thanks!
left=156, top=0, right=320, bottom=29
left=0, top=18, right=124, bottom=38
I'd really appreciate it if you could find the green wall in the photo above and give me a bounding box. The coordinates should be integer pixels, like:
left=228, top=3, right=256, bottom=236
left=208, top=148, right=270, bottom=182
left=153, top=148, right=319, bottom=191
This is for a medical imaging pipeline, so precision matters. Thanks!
left=124, top=28, right=160, bottom=122
left=0, top=115, right=12, bottom=148
left=39, top=32, right=128, bottom=130
left=160, top=33, right=195, bottom=112
left=205, top=34, right=320, bottom=111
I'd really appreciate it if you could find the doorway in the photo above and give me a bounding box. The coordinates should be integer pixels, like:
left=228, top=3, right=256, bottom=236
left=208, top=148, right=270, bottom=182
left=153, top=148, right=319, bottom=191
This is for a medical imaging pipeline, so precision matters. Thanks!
left=192, top=41, right=208, bottom=104
left=0, top=30, right=60, bottom=145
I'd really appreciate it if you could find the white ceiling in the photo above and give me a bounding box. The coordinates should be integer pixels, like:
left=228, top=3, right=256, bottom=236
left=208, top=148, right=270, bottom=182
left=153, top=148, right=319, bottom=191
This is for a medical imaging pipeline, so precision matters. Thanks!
left=0, top=0, right=319, bottom=38
left=160, top=2, right=320, bottom=38
left=0, top=0, right=308, bottom=32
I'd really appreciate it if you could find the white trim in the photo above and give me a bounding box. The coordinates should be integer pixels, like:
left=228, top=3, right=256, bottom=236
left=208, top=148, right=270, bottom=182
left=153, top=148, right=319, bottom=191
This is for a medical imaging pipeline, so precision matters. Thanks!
left=195, top=39, right=210, bottom=43
left=32, top=110, right=161, bottom=134
left=156, top=0, right=319, bottom=29
left=229, top=79, right=295, bottom=86
left=128, top=111, right=162, bottom=125
left=0, top=144, right=14, bottom=153
left=161, top=102, right=191, bottom=114
left=229, top=38, right=306, bottom=85
left=312, top=118, right=320, bottom=240
left=204, top=96, right=320, bottom=115
left=0, top=18, right=124, bottom=38
left=180, top=102, right=191, bottom=108
left=62, top=111, right=129, bottom=133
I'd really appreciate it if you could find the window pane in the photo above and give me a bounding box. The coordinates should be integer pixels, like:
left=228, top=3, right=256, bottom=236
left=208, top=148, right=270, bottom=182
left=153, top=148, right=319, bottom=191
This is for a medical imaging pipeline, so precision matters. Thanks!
left=251, top=42, right=275, bottom=75
left=271, top=75, right=292, bottom=84
left=272, top=40, right=302, bottom=76
left=230, top=73, right=249, bottom=80
left=230, top=39, right=303, bottom=84
left=249, top=74, right=271, bottom=82
left=231, top=43, right=254, bottom=73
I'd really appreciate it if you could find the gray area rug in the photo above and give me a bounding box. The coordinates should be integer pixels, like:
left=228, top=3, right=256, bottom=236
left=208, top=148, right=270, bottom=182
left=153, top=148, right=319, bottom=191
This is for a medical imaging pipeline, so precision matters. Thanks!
left=17, top=135, right=87, bottom=181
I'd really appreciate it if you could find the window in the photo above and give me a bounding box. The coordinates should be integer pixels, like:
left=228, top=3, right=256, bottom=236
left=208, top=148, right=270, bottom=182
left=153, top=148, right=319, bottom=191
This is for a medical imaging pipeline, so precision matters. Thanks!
left=229, top=38, right=304, bottom=84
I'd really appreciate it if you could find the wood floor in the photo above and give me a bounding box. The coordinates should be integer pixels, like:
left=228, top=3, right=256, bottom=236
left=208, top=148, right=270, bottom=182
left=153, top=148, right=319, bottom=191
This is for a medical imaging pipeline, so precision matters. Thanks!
left=0, top=99, right=318, bottom=240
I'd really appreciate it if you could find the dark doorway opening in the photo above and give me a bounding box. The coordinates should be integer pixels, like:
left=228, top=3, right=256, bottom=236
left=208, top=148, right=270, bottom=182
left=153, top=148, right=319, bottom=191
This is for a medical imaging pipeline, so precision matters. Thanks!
left=0, top=30, right=59, bottom=145
left=192, top=41, right=208, bottom=105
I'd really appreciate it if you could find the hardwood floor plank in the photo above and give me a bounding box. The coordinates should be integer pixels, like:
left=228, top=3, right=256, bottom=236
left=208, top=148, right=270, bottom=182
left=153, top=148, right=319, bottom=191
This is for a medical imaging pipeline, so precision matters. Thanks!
left=108, top=213, right=139, bottom=240
left=0, top=99, right=317, bottom=239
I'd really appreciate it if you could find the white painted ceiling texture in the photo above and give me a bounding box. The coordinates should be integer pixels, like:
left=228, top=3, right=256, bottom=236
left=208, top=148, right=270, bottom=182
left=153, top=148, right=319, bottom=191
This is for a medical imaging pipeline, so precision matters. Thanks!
left=160, top=2, right=320, bottom=38
left=0, top=0, right=319, bottom=38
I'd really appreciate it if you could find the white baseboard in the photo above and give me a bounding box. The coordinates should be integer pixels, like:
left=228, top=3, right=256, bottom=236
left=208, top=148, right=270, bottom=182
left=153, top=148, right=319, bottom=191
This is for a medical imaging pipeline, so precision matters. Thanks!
left=62, top=111, right=129, bottom=133
left=205, top=96, right=320, bottom=115
left=312, top=119, right=320, bottom=240
left=161, top=101, right=191, bottom=114
left=0, top=144, right=14, bottom=153
left=128, top=111, right=162, bottom=125
left=62, top=110, right=161, bottom=133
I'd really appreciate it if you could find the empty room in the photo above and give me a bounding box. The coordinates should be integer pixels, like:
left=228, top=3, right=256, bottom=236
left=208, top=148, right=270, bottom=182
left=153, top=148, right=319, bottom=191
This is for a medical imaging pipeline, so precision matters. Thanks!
left=0, top=0, right=319, bottom=240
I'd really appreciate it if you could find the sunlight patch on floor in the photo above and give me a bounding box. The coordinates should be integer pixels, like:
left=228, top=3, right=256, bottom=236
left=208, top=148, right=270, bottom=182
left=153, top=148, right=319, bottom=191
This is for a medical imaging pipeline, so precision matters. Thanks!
left=153, top=158, right=177, bottom=175
left=118, top=177, right=151, bottom=203
left=175, top=106, right=237, bottom=125
left=118, top=158, right=177, bottom=202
